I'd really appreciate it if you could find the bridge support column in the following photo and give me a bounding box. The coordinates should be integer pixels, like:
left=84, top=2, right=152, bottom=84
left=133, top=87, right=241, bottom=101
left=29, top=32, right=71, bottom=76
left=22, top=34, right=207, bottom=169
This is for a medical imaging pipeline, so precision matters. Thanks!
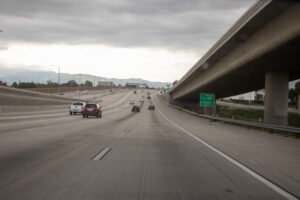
left=168, top=94, right=185, bottom=107
left=168, top=93, right=175, bottom=105
left=169, top=94, right=181, bottom=106
left=264, top=72, right=289, bottom=125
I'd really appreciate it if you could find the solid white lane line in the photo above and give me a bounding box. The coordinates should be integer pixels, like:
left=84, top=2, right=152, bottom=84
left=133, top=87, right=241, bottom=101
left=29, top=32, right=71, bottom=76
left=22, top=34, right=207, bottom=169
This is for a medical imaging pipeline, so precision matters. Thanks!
left=158, top=108, right=298, bottom=200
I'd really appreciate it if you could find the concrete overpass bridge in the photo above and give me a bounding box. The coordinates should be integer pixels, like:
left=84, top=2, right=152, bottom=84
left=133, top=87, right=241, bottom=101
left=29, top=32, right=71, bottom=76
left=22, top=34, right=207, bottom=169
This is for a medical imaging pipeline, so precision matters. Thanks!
left=169, top=0, right=300, bottom=125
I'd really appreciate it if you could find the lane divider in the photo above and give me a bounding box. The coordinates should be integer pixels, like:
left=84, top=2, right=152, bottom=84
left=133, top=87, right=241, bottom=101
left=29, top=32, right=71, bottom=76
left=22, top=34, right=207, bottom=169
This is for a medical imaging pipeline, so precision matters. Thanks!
left=119, top=129, right=132, bottom=138
left=91, top=147, right=111, bottom=161
left=157, top=107, right=298, bottom=200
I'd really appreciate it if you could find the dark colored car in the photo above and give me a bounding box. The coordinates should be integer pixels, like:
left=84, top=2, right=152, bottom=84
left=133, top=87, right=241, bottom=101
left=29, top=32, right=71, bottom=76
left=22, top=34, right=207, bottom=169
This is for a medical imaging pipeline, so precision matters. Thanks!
left=134, top=90, right=137, bottom=94
left=148, top=105, right=155, bottom=110
left=132, top=105, right=141, bottom=112
left=82, top=104, right=102, bottom=118
left=147, top=96, right=151, bottom=99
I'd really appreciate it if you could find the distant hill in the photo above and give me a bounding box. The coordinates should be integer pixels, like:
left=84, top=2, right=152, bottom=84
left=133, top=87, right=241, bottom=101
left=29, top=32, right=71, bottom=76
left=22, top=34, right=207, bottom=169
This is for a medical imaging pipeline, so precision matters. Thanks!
left=0, top=66, right=171, bottom=88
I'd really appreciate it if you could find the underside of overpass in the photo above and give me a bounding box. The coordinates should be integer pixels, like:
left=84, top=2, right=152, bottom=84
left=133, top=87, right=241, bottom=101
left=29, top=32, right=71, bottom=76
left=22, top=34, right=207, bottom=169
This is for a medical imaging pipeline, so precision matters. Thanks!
left=176, top=36, right=300, bottom=102
left=169, top=1, right=300, bottom=125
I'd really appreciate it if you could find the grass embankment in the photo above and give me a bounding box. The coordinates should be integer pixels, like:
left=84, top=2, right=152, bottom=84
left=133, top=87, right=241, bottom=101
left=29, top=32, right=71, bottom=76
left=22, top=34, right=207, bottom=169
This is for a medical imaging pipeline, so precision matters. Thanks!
left=217, top=105, right=300, bottom=128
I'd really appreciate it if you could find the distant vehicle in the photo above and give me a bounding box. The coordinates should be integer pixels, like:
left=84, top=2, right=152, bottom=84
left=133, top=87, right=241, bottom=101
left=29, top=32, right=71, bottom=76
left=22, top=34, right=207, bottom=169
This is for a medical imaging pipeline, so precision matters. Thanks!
left=147, top=96, right=151, bottom=99
left=82, top=90, right=88, bottom=94
left=82, top=104, right=102, bottom=118
left=132, top=105, right=141, bottom=112
left=69, top=102, right=86, bottom=115
left=148, top=105, right=155, bottom=110
left=129, top=100, right=135, bottom=105
left=134, top=90, right=137, bottom=94
left=139, top=98, right=144, bottom=102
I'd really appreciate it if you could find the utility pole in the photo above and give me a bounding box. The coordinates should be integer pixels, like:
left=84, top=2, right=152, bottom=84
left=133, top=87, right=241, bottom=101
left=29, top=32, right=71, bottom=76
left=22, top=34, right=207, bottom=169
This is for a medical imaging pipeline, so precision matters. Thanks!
left=93, top=74, right=95, bottom=102
left=79, top=74, right=81, bottom=99
left=58, top=66, right=61, bottom=95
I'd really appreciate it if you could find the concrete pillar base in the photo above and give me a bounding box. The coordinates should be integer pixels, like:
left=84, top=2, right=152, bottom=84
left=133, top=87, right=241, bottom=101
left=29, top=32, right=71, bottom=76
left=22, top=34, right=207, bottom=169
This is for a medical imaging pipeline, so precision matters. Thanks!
left=168, top=94, right=182, bottom=106
left=203, top=105, right=216, bottom=116
left=264, top=72, right=289, bottom=125
left=168, top=94, right=198, bottom=110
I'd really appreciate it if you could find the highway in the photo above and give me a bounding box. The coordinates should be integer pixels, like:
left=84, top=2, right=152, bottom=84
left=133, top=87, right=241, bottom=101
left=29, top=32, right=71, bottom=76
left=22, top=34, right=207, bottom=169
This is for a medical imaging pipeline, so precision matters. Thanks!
left=0, top=91, right=299, bottom=200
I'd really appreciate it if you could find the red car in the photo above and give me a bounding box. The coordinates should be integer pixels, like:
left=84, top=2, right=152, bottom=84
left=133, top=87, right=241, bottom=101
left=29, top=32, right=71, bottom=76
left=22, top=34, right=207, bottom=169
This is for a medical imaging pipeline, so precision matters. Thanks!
left=131, top=105, right=141, bottom=112
left=82, top=104, right=102, bottom=118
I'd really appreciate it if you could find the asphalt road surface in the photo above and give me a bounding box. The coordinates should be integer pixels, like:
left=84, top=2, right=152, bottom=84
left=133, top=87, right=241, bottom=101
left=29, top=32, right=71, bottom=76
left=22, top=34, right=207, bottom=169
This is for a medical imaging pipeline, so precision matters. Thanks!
left=0, top=91, right=299, bottom=200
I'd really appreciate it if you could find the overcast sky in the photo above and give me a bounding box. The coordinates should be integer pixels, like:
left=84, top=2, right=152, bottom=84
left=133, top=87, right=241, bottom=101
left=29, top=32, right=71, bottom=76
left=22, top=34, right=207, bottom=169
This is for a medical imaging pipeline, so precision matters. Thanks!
left=0, top=0, right=255, bottom=82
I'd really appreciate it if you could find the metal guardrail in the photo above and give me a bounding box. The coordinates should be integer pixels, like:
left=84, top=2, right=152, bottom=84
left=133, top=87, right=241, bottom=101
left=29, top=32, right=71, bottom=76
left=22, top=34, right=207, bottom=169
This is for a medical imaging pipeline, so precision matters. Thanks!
left=168, top=103, right=300, bottom=134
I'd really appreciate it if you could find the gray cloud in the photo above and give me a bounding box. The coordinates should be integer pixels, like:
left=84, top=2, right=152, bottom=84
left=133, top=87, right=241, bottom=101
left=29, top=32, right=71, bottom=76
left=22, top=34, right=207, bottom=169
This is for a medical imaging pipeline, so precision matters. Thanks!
left=0, top=0, right=255, bottom=52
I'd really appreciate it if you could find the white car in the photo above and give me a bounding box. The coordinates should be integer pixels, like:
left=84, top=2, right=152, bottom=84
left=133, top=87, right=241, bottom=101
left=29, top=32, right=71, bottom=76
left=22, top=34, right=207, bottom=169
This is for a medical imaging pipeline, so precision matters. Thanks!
left=69, top=102, right=86, bottom=115
left=129, top=100, right=135, bottom=105
left=139, top=98, right=144, bottom=102
left=82, top=90, right=88, bottom=94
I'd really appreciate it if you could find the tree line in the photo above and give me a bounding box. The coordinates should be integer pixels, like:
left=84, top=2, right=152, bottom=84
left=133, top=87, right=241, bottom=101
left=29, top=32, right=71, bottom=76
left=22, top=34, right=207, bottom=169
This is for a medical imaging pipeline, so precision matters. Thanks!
left=10, top=80, right=94, bottom=89
left=289, top=81, right=300, bottom=105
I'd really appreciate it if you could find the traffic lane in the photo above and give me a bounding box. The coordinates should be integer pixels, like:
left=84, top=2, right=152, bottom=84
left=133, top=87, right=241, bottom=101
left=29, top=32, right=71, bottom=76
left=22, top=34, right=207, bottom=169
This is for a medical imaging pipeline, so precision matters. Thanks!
left=63, top=89, right=109, bottom=98
left=0, top=91, right=119, bottom=121
left=0, top=100, right=136, bottom=192
left=0, top=113, right=82, bottom=134
left=0, top=112, right=67, bottom=122
left=0, top=90, right=134, bottom=155
left=0, top=99, right=287, bottom=200
left=90, top=90, right=129, bottom=104
left=105, top=93, right=144, bottom=117
left=0, top=101, right=141, bottom=200
left=63, top=88, right=124, bottom=100
left=0, top=107, right=68, bottom=117
left=0, top=91, right=134, bottom=132
left=0, top=101, right=134, bottom=154
left=101, top=93, right=131, bottom=111
left=0, top=92, right=135, bottom=158
left=91, top=90, right=129, bottom=103
left=45, top=101, right=287, bottom=199
left=0, top=101, right=132, bottom=135
left=153, top=95, right=300, bottom=197
left=147, top=110, right=285, bottom=199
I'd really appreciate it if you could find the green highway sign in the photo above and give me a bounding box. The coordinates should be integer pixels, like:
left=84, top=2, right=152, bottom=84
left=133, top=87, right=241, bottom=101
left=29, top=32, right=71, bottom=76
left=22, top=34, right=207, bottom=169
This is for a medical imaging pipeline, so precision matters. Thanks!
left=200, top=93, right=215, bottom=106
left=166, top=84, right=171, bottom=89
